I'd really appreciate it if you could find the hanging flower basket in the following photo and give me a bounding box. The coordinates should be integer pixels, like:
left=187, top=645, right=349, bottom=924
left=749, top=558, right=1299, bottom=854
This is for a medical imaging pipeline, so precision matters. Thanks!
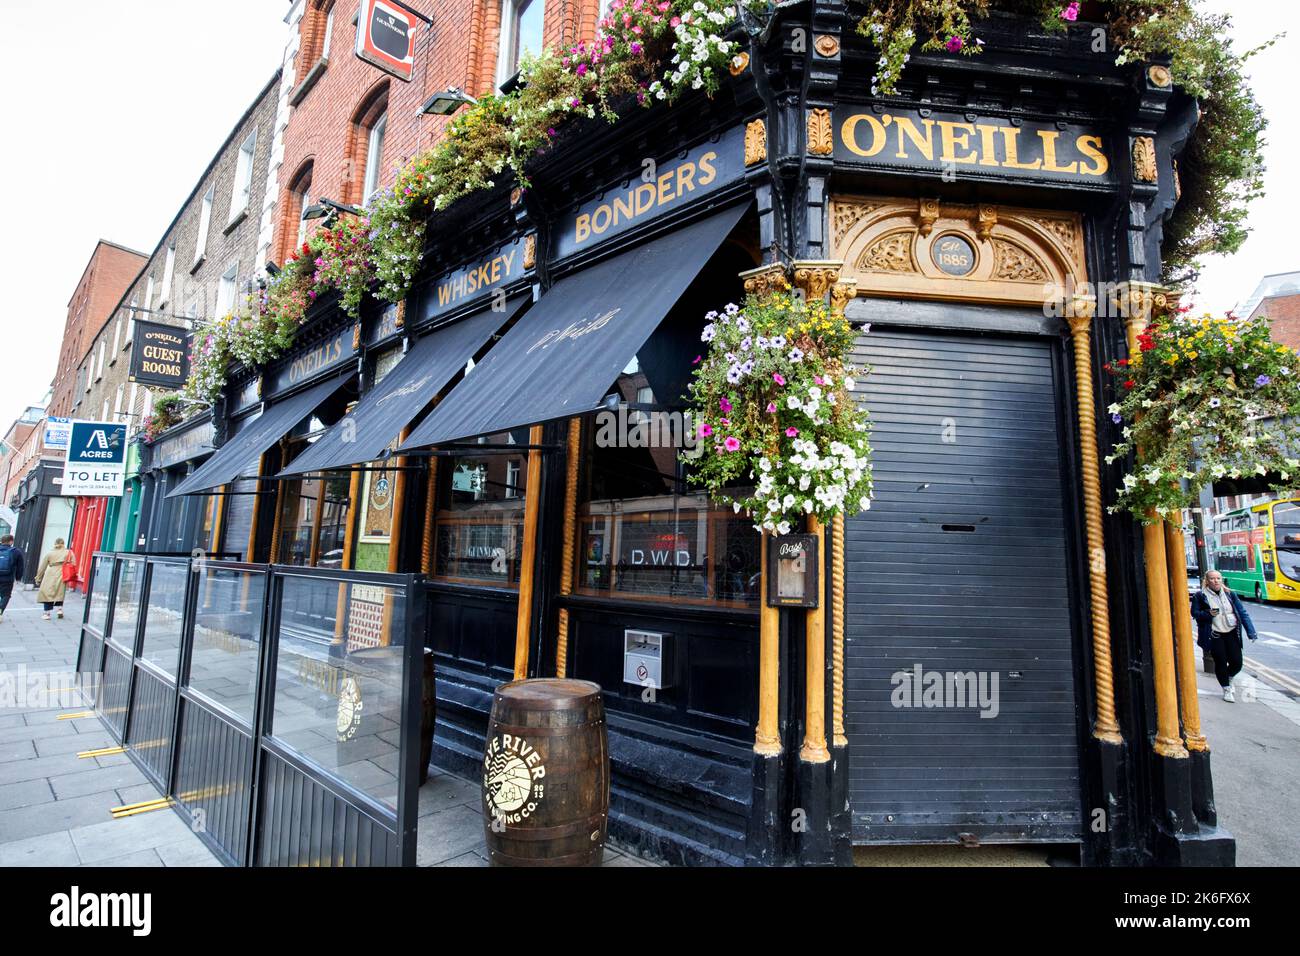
left=683, top=289, right=874, bottom=533
left=1106, top=309, right=1300, bottom=519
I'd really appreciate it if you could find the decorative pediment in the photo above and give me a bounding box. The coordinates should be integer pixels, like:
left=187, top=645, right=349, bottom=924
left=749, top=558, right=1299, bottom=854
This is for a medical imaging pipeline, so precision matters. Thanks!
left=830, top=196, right=1086, bottom=308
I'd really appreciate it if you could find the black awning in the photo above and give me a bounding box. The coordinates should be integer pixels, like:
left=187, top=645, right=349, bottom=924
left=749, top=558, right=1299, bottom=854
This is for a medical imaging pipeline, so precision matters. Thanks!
left=399, top=202, right=746, bottom=451
left=166, top=374, right=352, bottom=497
left=278, top=295, right=530, bottom=477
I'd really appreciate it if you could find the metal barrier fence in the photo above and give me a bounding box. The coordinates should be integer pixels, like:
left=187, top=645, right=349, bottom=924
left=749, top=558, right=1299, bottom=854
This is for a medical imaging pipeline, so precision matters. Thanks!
left=76, top=552, right=425, bottom=866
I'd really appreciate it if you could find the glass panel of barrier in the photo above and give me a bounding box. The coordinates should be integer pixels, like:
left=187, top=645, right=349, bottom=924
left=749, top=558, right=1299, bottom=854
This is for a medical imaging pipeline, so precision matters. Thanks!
left=270, top=575, right=407, bottom=811
left=109, top=559, right=146, bottom=650
left=87, top=555, right=114, bottom=635
left=140, top=562, right=189, bottom=677
left=188, top=565, right=266, bottom=723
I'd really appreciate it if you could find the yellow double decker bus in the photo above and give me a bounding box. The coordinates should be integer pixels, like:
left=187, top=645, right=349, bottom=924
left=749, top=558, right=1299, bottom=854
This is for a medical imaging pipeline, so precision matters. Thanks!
left=1210, top=497, right=1300, bottom=603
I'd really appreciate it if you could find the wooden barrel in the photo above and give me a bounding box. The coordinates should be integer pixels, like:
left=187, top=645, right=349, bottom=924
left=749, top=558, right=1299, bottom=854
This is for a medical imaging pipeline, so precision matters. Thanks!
left=482, top=678, right=608, bottom=866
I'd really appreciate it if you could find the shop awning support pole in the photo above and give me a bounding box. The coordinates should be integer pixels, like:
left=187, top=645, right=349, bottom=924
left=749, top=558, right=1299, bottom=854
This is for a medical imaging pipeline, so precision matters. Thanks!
left=555, top=419, right=581, bottom=678
left=799, top=516, right=830, bottom=763
left=1123, top=303, right=1187, bottom=760
left=755, top=532, right=781, bottom=755
left=421, top=454, right=438, bottom=575
left=1066, top=299, right=1123, bottom=745
left=513, top=424, right=545, bottom=680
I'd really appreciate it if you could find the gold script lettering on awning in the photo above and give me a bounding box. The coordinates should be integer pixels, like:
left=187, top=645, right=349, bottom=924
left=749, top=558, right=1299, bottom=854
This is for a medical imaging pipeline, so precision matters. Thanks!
left=839, top=113, right=1108, bottom=178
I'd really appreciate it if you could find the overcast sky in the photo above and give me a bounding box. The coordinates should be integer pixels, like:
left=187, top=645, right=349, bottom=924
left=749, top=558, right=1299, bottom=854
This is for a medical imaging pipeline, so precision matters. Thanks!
left=0, top=1, right=1293, bottom=432
left=0, top=0, right=287, bottom=432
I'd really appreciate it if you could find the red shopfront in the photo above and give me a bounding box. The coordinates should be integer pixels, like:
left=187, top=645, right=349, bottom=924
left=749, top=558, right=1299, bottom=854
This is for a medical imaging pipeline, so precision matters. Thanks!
left=67, top=496, right=109, bottom=591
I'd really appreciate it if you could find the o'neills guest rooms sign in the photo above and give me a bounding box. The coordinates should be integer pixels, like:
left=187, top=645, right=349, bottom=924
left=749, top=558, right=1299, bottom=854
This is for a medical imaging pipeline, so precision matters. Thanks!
left=834, top=108, right=1113, bottom=185
left=270, top=329, right=357, bottom=395
left=129, top=320, right=191, bottom=388
left=553, top=123, right=746, bottom=260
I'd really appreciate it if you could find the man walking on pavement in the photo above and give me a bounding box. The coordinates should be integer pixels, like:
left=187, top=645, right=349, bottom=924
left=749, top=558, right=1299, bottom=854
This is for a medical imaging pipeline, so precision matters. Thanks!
left=0, top=533, right=25, bottom=624
left=1192, top=569, right=1258, bottom=702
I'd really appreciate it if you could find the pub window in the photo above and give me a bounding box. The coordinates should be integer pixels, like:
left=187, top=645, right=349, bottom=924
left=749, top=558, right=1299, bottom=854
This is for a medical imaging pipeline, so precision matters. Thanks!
left=574, top=357, right=760, bottom=609
left=497, top=0, right=544, bottom=87
left=125, top=298, right=138, bottom=346
left=288, top=162, right=314, bottom=250
left=277, top=418, right=353, bottom=568
left=431, top=430, right=529, bottom=587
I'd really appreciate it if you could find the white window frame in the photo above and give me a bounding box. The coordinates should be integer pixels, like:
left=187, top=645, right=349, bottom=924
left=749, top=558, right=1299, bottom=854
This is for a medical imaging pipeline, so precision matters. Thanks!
left=159, top=243, right=176, bottom=308
left=128, top=383, right=138, bottom=433
left=230, top=129, right=258, bottom=223
left=496, top=0, right=544, bottom=87
left=111, top=318, right=122, bottom=356
left=362, top=112, right=387, bottom=203
left=113, top=384, right=124, bottom=420
left=101, top=399, right=110, bottom=422
left=95, top=341, right=106, bottom=380
left=322, top=6, right=335, bottom=58
left=216, top=263, right=239, bottom=316
left=144, top=276, right=155, bottom=310
left=194, top=187, right=214, bottom=265
left=125, top=299, right=138, bottom=347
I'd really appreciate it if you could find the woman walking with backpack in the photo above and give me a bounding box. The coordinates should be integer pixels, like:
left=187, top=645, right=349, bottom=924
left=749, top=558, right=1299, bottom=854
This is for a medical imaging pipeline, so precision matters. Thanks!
left=36, top=538, right=76, bottom=621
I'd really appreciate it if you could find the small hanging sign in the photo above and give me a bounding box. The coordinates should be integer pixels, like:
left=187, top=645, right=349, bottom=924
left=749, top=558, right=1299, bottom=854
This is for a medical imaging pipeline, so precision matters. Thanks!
left=767, top=534, right=819, bottom=608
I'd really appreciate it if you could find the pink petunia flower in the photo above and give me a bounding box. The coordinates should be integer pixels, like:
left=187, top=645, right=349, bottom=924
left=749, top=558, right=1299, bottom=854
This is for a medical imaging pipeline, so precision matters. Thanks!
left=773, top=372, right=786, bottom=386
left=698, top=423, right=713, bottom=438
left=720, top=397, right=732, bottom=413
left=766, top=402, right=777, bottom=414
left=724, top=437, right=741, bottom=452
left=786, top=427, right=799, bottom=438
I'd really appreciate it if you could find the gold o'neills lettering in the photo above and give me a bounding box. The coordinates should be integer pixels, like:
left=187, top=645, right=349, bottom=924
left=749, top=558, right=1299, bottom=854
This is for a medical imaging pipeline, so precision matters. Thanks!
left=573, top=152, right=719, bottom=246
left=289, top=337, right=345, bottom=384
left=838, top=112, right=1108, bottom=178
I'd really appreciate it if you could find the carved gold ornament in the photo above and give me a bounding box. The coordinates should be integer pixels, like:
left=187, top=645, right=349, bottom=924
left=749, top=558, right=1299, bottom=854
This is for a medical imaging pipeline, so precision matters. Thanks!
left=807, top=108, right=833, bottom=156
left=992, top=240, right=1047, bottom=282
left=510, top=187, right=523, bottom=207
left=917, top=199, right=940, bottom=237
left=830, top=278, right=858, bottom=318
left=1147, top=64, right=1172, bottom=88
left=739, top=263, right=790, bottom=298
left=745, top=119, right=767, bottom=167
left=352, top=323, right=362, bottom=350
left=976, top=205, right=998, bottom=241
left=831, top=199, right=880, bottom=247
left=729, top=52, right=749, bottom=75
left=792, top=260, right=842, bottom=301
left=523, top=234, right=536, bottom=270
left=814, top=35, right=840, bottom=58
left=395, top=299, right=407, bottom=330
left=858, top=233, right=916, bottom=274
left=1133, top=136, right=1158, bottom=184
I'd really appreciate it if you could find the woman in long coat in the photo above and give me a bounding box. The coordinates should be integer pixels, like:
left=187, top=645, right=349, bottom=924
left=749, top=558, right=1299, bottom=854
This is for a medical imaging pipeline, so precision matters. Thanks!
left=37, top=538, right=75, bottom=620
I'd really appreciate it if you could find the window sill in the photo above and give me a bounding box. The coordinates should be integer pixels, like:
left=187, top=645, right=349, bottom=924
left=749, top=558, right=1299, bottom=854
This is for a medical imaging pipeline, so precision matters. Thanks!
left=224, top=208, right=248, bottom=234
left=290, top=58, right=328, bottom=106
left=191, top=254, right=206, bottom=274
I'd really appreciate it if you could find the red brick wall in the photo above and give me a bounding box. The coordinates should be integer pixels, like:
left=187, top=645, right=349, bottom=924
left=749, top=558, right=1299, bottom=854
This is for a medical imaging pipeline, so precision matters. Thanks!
left=274, top=0, right=604, bottom=265
left=1252, top=293, right=1300, bottom=353
left=49, top=242, right=146, bottom=420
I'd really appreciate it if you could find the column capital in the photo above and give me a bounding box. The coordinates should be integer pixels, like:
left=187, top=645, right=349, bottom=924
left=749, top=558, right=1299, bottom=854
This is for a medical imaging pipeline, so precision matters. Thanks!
left=791, top=260, right=843, bottom=302
left=739, top=262, right=790, bottom=299
left=1065, top=292, right=1097, bottom=336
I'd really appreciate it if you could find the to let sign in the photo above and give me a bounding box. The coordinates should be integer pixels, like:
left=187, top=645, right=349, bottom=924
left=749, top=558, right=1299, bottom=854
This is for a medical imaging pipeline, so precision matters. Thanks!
left=834, top=107, right=1113, bottom=186
left=61, top=421, right=128, bottom=497
left=129, top=320, right=191, bottom=388
left=354, top=0, right=421, bottom=82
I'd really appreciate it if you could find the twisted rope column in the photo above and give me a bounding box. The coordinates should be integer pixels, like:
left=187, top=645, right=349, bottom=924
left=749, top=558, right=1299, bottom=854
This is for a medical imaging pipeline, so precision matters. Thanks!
left=420, top=455, right=438, bottom=575
left=832, top=513, right=846, bottom=747
left=1165, top=514, right=1208, bottom=751
left=1066, top=300, right=1123, bottom=744
left=556, top=418, right=581, bottom=677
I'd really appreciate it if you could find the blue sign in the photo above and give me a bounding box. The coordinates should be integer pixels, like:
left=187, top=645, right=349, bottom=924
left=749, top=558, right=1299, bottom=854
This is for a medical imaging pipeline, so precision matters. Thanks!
left=61, top=420, right=128, bottom=496
left=43, top=416, right=72, bottom=450
left=417, top=236, right=530, bottom=326
left=552, top=124, right=747, bottom=261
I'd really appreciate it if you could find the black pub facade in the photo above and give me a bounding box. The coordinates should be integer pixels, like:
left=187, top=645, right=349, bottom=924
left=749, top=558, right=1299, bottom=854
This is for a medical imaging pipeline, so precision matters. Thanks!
left=152, top=5, right=1227, bottom=866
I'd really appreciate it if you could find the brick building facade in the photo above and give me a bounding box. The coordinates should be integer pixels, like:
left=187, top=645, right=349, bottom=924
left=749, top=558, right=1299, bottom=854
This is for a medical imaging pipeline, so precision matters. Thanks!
left=49, top=241, right=147, bottom=422
left=272, top=0, right=606, bottom=265
left=1244, top=270, right=1300, bottom=351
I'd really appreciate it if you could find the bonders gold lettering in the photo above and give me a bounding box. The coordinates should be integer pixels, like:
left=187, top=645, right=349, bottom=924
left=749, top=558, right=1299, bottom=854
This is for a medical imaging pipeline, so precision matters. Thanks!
left=573, top=151, right=718, bottom=246
left=838, top=111, right=1109, bottom=180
